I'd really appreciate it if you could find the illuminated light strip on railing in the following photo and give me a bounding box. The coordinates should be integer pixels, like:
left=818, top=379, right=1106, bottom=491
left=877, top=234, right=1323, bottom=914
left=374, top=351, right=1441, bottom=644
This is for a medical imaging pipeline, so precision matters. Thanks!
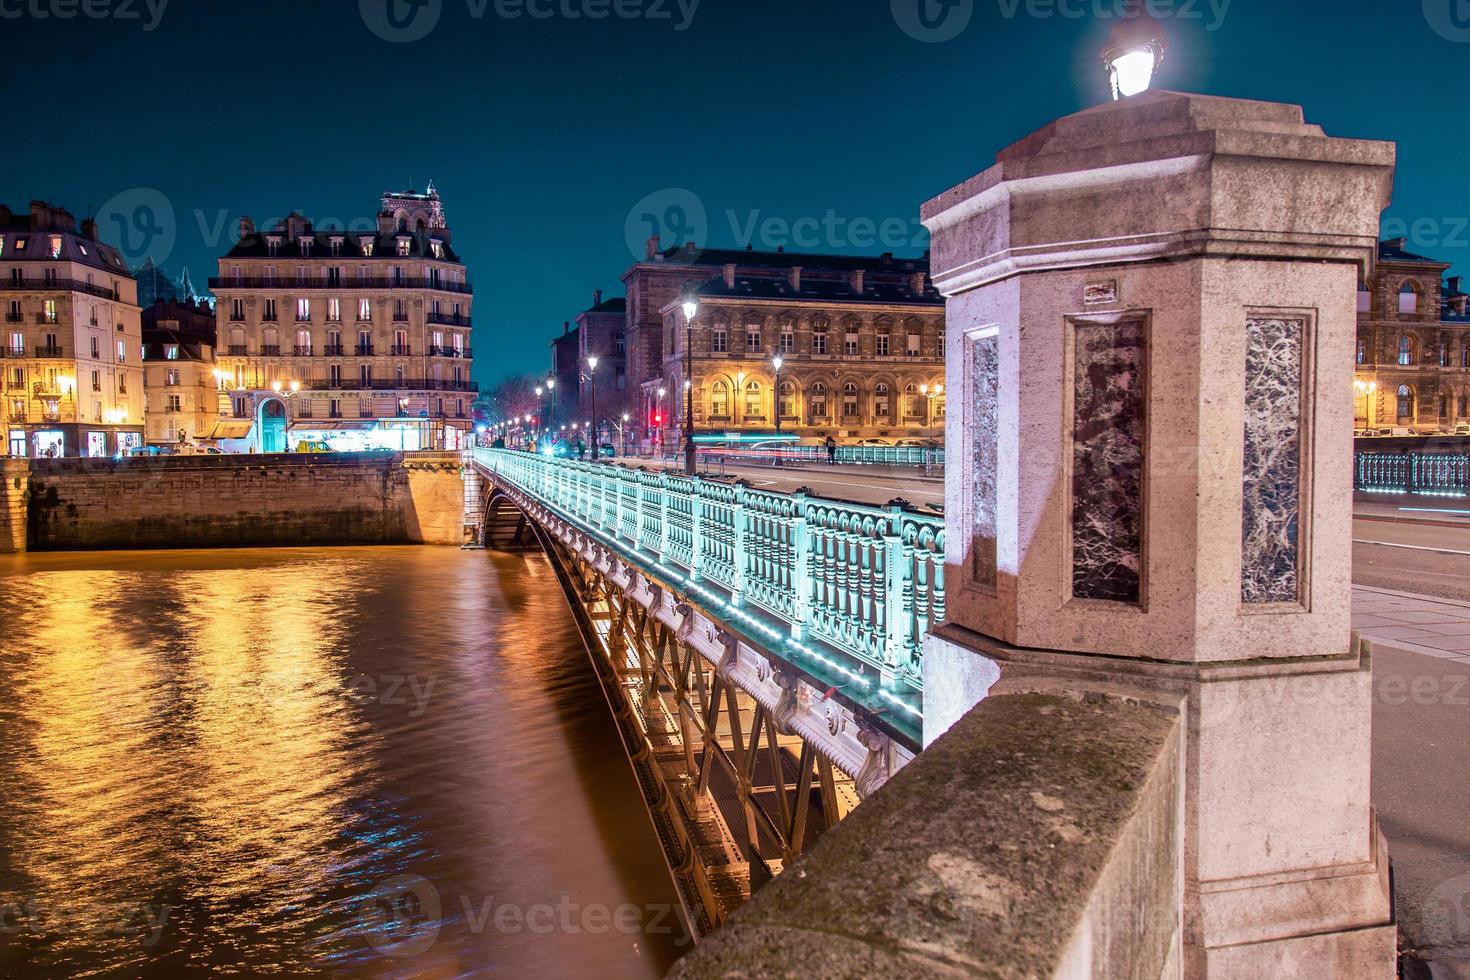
left=475, top=450, right=928, bottom=722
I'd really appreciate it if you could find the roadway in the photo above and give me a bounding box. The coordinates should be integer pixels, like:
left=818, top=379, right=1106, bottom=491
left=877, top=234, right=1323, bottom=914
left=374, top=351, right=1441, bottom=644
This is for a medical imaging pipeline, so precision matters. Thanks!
left=617, top=456, right=945, bottom=511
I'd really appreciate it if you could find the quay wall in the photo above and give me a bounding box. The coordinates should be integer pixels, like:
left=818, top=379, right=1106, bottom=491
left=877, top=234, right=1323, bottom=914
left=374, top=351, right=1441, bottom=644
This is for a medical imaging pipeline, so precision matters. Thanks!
left=17, top=451, right=466, bottom=551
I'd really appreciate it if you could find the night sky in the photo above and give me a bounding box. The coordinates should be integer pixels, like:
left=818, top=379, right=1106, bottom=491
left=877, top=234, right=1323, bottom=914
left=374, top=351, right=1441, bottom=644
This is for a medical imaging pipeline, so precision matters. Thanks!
left=3, top=0, right=1466, bottom=387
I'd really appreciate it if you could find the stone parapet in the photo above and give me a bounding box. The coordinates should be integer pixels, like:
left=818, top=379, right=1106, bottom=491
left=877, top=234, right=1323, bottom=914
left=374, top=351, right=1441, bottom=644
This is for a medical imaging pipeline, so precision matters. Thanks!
left=669, top=692, right=1182, bottom=979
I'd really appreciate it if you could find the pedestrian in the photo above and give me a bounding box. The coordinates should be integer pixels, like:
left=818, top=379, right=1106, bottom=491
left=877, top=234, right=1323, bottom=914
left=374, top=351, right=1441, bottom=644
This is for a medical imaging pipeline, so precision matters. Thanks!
left=825, top=435, right=837, bottom=465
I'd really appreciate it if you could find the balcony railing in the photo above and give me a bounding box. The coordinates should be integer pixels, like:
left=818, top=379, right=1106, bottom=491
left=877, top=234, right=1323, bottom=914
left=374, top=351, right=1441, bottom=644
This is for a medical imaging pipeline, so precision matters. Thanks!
left=208, top=276, right=473, bottom=295
left=34, top=345, right=63, bottom=358
left=355, top=344, right=374, bottom=356
left=0, top=278, right=118, bottom=301
left=4, top=313, right=21, bottom=323
left=260, top=345, right=281, bottom=356
left=34, top=313, right=59, bottom=325
left=429, top=345, right=472, bottom=358
left=294, top=345, right=314, bottom=356
left=324, top=345, right=345, bottom=356
left=227, top=345, right=247, bottom=356
left=289, top=378, right=478, bottom=393
left=390, top=345, right=412, bottom=355
left=2, top=347, right=24, bottom=358
left=470, top=448, right=941, bottom=709
left=426, top=312, right=472, bottom=327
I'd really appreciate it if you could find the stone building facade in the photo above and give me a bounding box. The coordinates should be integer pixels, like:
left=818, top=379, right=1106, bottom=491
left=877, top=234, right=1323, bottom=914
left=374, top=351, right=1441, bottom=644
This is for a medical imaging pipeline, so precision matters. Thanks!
left=1354, top=238, right=1470, bottom=430
left=0, top=201, right=145, bottom=457
left=209, top=185, right=476, bottom=452
left=141, top=298, right=230, bottom=447
left=657, top=251, right=946, bottom=444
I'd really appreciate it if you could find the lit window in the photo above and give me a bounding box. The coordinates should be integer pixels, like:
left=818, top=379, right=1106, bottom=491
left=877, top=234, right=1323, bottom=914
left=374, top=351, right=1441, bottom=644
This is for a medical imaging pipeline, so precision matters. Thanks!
left=1399, top=282, right=1420, bottom=314
left=360, top=238, right=375, bottom=257
left=431, top=241, right=445, bottom=259
left=744, top=380, right=762, bottom=417
left=397, top=239, right=412, bottom=257
left=327, top=298, right=341, bottom=322
left=48, top=236, right=61, bottom=259
left=358, top=298, right=372, bottom=322
left=165, top=345, right=179, bottom=360
left=116, top=340, right=127, bottom=363
left=296, top=298, right=311, bottom=321
left=710, top=381, right=729, bottom=417
left=1398, top=336, right=1413, bottom=366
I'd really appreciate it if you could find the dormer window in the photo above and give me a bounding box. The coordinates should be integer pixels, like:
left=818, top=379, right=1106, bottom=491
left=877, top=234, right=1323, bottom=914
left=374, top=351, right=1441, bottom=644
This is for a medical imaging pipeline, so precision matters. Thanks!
left=329, top=237, right=343, bottom=256
left=48, top=236, right=62, bottom=259
left=266, top=237, right=282, bottom=256
left=396, top=238, right=412, bottom=257
left=78, top=243, right=88, bottom=256
left=359, top=238, right=375, bottom=257
left=0, top=236, right=6, bottom=254
left=165, top=345, right=179, bottom=360
left=430, top=240, right=445, bottom=259
left=300, top=237, right=313, bottom=256
left=14, top=238, right=26, bottom=250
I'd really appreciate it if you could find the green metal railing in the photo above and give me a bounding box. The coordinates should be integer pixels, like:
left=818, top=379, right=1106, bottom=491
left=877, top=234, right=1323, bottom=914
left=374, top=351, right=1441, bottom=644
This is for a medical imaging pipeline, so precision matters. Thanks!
left=1356, top=450, right=1470, bottom=497
left=471, top=448, right=944, bottom=713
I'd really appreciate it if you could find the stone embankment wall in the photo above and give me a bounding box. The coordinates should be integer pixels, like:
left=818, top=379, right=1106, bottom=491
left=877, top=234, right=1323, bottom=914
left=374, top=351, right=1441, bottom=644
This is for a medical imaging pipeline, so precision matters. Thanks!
left=17, top=451, right=466, bottom=551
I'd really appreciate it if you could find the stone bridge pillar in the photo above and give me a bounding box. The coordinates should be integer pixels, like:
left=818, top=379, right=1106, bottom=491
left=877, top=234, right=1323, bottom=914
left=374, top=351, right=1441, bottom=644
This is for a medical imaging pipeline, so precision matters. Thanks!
left=921, top=92, right=1396, bottom=976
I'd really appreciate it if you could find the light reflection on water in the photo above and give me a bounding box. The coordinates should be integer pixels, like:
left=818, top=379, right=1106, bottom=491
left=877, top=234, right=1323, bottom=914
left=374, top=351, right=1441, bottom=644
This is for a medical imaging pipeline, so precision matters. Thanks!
left=0, top=547, right=685, bottom=978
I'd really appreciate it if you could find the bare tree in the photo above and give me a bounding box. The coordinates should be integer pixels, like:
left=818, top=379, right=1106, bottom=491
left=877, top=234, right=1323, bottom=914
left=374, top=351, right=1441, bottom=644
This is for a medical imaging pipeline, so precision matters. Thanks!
left=482, top=375, right=545, bottom=427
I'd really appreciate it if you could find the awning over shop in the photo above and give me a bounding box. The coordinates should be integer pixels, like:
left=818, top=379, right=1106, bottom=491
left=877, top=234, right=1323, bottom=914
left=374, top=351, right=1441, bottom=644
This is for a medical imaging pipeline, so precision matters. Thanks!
left=288, top=420, right=379, bottom=432
left=207, top=421, right=254, bottom=439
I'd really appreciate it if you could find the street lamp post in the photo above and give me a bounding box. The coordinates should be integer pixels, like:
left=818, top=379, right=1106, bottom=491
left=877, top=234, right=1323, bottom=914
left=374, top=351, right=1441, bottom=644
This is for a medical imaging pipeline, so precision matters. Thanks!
left=920, top=382, right=945, bottom=442
left=682, top=295, right=698, bottom=475
left=586, top=355, right=599, bottom=461
left=1354, top=379, right=1378, bottom=430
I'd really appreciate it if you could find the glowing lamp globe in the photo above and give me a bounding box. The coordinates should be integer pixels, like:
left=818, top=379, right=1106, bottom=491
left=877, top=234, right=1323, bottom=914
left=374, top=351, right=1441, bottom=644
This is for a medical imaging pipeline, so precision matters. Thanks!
left=1102, top=2, right=1168, bottom=100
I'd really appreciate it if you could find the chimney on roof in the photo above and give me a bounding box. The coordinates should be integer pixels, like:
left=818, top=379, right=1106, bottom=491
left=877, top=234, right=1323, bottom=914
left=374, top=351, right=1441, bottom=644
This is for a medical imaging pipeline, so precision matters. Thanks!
left=881, top=252, right=893, bottom=263
left=1385, top=237, right=1408, bottom=250
left=788, top=266, right=802, bottom=292
left=645, top=235, right=660, bottom=260
left=910, top=271, right=926, bottom=295
left=1449, top=276, right=1463, bottom=294
left=723, top=264, right=736, bottom=288
left=80, top=218, right=97, bottom=241
left=849, top=270, right=866, bottom=295
left=593, top=288, right=603, bottom=307
left=563, top=321, right=571, bottom=335
left=286, top=213, right=308, bottom=241
left=239, top=215, right=255, bottom=241
left=684, top=241, right=698, bottom=256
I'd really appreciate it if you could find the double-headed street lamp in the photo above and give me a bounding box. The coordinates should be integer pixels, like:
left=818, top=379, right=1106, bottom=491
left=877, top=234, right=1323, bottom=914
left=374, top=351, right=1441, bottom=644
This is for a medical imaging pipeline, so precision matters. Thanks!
left=682, top=294, right=698, bottom=475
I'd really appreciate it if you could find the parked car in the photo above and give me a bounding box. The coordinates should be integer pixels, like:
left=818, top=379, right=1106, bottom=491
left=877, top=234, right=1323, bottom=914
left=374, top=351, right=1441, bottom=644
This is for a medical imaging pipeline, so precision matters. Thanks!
left=894, top=438, right=940, bottom=449
left=1374, top=427, right=1419, bottom=437
left=1456, top=425, right=1470, bottom=437
left=853, top=438, right=892, bottom=447
left=296, top=440, right=332, bottom=454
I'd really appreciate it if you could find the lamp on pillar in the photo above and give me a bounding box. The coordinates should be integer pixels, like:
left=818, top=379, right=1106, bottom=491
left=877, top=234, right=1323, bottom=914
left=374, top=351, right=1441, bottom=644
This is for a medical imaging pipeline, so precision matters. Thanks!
left=1101, top=0, right=1168, bottom=100
left=682, top=293, right=699, bottom=475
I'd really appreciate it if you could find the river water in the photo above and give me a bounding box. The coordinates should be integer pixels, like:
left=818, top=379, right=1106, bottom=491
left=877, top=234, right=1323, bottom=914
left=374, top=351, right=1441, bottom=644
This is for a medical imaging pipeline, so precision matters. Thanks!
left=0, top=546, right=687, bottom=978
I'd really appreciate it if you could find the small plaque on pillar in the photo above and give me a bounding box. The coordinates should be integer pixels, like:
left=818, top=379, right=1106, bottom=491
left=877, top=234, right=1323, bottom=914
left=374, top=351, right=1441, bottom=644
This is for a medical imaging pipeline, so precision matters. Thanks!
left=1083, top=280, right=1119, bottom=306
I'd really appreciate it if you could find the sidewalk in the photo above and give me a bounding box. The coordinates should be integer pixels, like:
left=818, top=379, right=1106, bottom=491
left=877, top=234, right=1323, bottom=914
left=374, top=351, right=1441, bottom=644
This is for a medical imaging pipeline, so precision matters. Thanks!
left=1353, top=585, right=1470, bottom=663
left=1355, top=498, right=1470, bottom=528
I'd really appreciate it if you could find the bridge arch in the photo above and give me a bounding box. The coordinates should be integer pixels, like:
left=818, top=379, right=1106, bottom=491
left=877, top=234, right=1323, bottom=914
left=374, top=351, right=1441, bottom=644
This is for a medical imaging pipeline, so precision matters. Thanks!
left=480, top=488, right=537, bottom=550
